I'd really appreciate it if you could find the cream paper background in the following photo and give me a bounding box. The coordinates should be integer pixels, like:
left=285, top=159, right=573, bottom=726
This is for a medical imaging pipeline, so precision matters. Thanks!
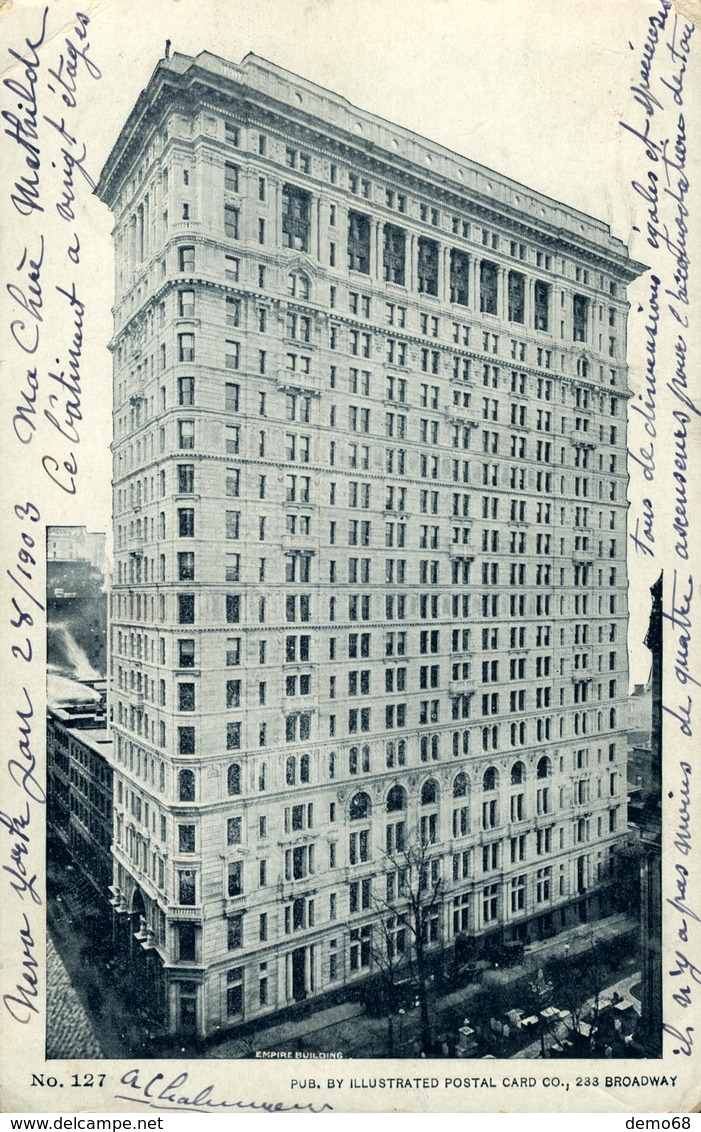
left=0, top=0, right=699, bottom=1113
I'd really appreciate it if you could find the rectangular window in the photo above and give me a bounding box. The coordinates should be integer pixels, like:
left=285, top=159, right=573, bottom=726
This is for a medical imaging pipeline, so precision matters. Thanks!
left=178, top=726, right=195, bottom=754
left=178, top=246, right=195, bottom=271
left=226, top=721, right=242, bottom=750
left=573, top=294, right=589, bottom=341
left=224, top=162, right=239, bottom=193
left=178, top=594, right=195, bottom=624
left=178, top=870, right=196, bottom=905
left=225, top=343, right=240, bottom=372
left=178, top=289, right=195, bottom=318
left=383, top=224, right=406, bottom=285
left=348, top=211, right=371, bottom=273
left=224, top=204, right=239, bottom=239
left=178, top=333, right=195, bottom=363
left=227, top=914, right=243, bottom=949
left=226, top=966, right=243, bottom=1015
left=480, top=262, right=498, bottom=314
left=227, top=861, right=243, bottom=898
left=282, top=183, right=311, bottom=252
left=534, top=280, right=550, bottom=330
left=508, top=271, right=525, bottom=323
left=178, top=420, right=195, bottom=450
left=450, top=249, right=469, bottom=305
left=417, top=237, right=438, bottom=296
left=178, top=824, right=195, bottom=853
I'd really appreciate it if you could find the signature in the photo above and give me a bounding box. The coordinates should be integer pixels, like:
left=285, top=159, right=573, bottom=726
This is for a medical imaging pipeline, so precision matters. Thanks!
left=117, top=1069, right=334, bottom=1113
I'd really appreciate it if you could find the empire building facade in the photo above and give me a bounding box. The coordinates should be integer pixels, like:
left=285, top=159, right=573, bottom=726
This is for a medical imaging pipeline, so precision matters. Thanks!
left=97, top=50, right=644, bottom=1038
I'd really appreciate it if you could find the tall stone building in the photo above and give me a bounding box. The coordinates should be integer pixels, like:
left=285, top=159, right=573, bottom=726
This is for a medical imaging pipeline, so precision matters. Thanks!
left=97, top=50, right=645, bottom=1037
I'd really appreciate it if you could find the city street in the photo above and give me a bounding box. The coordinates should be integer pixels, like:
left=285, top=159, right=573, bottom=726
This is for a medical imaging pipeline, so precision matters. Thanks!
left=48, top=856, right=164, bottom=1058
left=48, top=855, right=641, bottom=1062
left=47, top=935, right=103, bottom=1060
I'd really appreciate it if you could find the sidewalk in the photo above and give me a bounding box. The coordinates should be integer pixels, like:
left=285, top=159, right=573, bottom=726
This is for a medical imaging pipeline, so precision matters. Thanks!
left=47, top=859, right=638, bottom=1063
left=512, top=973, right=641, bottom=1059
left=205, top=912, right=638, bottom=1060
left=209, top=1001, right=369, bottom=1058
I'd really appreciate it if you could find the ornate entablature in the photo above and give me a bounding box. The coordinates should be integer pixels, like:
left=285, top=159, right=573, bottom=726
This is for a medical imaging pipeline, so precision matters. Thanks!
left=98, top=51, right=646, bottom=288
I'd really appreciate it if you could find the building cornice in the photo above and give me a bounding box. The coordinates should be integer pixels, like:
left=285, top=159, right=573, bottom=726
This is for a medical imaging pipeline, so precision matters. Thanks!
left=97, top=51, right=647, bottom=284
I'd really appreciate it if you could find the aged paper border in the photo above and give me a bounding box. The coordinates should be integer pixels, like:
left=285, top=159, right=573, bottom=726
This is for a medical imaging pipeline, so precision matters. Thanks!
left=1, top=0, right=700, bottom=1114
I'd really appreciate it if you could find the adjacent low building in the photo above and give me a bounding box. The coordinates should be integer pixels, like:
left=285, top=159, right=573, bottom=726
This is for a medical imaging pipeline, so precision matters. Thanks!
left=47, top=677, right=113, bottom=897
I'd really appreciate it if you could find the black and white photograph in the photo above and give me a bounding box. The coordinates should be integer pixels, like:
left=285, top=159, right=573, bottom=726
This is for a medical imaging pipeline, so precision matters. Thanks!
left=1, top=0, right=699, bottom=1116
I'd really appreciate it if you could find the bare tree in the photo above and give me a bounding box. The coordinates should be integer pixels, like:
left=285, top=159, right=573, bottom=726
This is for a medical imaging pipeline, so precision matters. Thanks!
left=549, top=933, right=609, bottom=1044
left=371, top=824, right=444, bottom=1055
left=367, top=903, right=410, bottom=1055
left=522, top=935, right=614, bottom=1058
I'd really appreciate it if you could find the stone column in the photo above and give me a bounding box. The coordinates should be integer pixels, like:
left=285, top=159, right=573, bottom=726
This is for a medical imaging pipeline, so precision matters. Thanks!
left=273, top=179, right=282, bottom=251
left=372, top=220, right=381, bottom=280
left=499, top=267, right=509, bottom=322
left=311, top=942, right=320, bottom=994
left=471, top=256, right=480, bottom=312
left=440, top=244, right=450, bottom=304
left=143, top=194, right=150, bottom=259
left=561, top=286, right=572, bottom=343
left=526, top=277, right=535, bottom=330
left=408, top=233, right=416, bottom=291
left=284, top=951, right=292, bottom=1003
left=167, top=977, right=178, bottom=1034
left=315, top=195, right=323, bottom=262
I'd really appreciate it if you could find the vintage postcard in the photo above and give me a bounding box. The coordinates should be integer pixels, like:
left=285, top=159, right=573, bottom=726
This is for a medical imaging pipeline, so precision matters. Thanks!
left=1, top=0, right=700, bottom=1116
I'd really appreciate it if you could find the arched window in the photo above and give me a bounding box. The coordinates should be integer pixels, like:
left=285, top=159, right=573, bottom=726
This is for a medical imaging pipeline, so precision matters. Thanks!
left=350, top=791, right=371, bottom=820
left=537, top=755, right=551, bottom=779
left=300, top=753, right=310, bottom=783
left=421, top=778, right=438, bottom=805
left=510, top=760, right=525, bottom=785
left=420, top=734, right=429, bottom=762
left=453, top=772, right=468, bottom=798
left=227, top=762, right=241, bottom=795
left=328, top=751, right=336, bottom=779
left=178, top=768, right=195, bottom=802
left=349, top=746, right=359, bottom=775
left=387, top=784, right=407, bottom=812
left=159, top=763, right=165, bottom=792
left=483, top=766, right=498, bottom=792
left=286, top=756, right=296, bottom=786
left=258, top=762, right=267, bottom=791
left=431, top=734, right=440, bottom=761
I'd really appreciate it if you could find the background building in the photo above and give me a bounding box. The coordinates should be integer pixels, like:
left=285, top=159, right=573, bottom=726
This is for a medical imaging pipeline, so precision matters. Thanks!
left=47, top=676, right=113, bottom=897
left=637, top=574, right=663, bottom=1055
left=47, top=526, right=109, bottom=682
left=48, top=526, right=109, bottom=571
left=97, top=49, right=644, bottom=1037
